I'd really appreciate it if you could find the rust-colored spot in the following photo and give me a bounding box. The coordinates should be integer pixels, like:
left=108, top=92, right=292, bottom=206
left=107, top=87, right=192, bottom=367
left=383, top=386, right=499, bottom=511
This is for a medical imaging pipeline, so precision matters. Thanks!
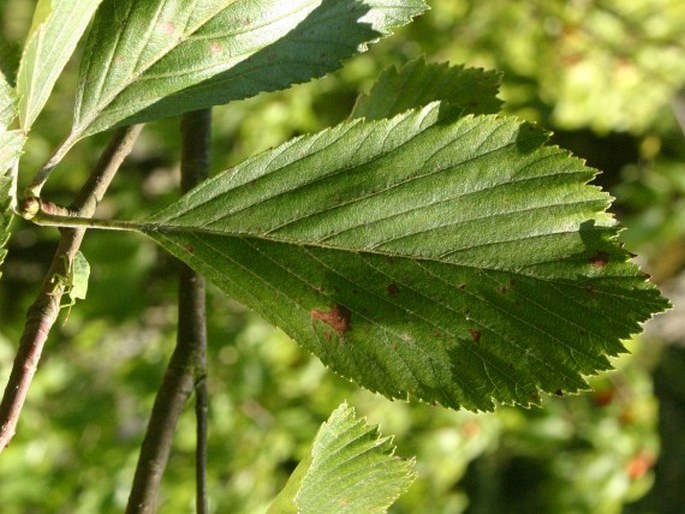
left=590, top=251, right=609, bottom=268
left=183, top=244, right=194, bottom=254
left=323, top=332, right=332, bottom=342
left=468, top=328, right=481, bottom=343
left=457, top=283, right=466, bottom=290
left=161, top=21, right=176, bottom=35
left=391, top=343, right=398, bottom=352
left=386, top=283, right=400, bottom=296
left=210, top=41, right=222, bottom=54
left=385, top=256, right=394, bottom=264
left=498, top=286, right=508, bottom=295
left=433, top=330, right=441, bottom=338
left=311, top=304, right=351, bottom=334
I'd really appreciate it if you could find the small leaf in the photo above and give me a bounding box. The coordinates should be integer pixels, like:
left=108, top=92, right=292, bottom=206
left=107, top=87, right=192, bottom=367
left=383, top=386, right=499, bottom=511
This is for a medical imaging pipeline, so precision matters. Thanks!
left=68, top=0, right=427, bottom=143
left=352, top=58, right=502, bottom=121
left=142, top=102, right=668, bottom=411
left=69, top=251, right=90, bottom=302
left=16, top=0, right=104, bottom=129
left=267, top=402, right=416, bottom=514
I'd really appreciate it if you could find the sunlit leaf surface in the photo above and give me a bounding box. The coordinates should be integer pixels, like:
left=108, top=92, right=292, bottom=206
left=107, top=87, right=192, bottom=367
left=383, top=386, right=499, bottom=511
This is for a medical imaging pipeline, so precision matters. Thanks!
left=352, top=57, right=502, bottom=120
left=142, top=102, right=667, bottom=410
left=267, top=402, right=415, bottom=514
left=69, top=0, right=427, bottom=141
left=16, top=0, right=103, bottom=129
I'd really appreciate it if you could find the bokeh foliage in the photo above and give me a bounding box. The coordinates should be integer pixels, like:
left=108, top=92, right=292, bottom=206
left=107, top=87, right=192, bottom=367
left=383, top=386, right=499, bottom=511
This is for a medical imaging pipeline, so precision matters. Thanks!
left=1, top=0, right=683, bottom=512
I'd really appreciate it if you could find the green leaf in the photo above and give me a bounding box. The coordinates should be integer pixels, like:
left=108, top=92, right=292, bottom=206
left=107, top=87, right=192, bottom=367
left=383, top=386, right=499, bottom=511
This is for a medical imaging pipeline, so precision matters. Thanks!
left=267, top=402, right=415, bottom=514
left=0, top=76, right=24, bottom=270
left=0, top=174, right=14, bottom=280
left=0, top=131, right=25, bottom=174
left=16, top=0, right=104, bottom=129
left=68, top=0, right=427, bottom=144
left=143, top=103, right=668, bottom=410
left=0, top=71, right=16, bottom=129
left=352, top=58, right=502, bottom=121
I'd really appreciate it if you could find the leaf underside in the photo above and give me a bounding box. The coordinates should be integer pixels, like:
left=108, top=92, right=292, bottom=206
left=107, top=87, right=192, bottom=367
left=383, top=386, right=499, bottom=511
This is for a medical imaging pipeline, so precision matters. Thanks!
left=70, top=0, right=427, bottom=141
left=267, top=402, right=415, bottom=514
left=143, top=102, right=667, bottom=411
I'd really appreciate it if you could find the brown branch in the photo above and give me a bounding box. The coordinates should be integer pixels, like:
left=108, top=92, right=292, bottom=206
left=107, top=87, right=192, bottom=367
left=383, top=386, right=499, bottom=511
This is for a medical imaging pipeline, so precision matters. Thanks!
left=126, top=109, right=211, bottom=514
left=183, top=110, right=211, bottom=514
left=0, top=124, right=143, bottom=452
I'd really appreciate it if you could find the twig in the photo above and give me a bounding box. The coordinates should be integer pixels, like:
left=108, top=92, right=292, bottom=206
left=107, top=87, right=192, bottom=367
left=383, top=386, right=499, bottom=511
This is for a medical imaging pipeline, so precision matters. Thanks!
left=0, top=124, right=143, bottom=452
left=182, top=109, right=210, bottom=514
left=126, top=109, right=211, bottom=514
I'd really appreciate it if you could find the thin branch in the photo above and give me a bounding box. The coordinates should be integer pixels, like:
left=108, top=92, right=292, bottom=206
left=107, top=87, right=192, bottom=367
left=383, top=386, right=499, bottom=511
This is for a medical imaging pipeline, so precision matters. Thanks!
left=0, top=124, right=143, bottom=452
left=126, top=109, right=211, bottom=514
left=181, top=109, right=211, bottom=514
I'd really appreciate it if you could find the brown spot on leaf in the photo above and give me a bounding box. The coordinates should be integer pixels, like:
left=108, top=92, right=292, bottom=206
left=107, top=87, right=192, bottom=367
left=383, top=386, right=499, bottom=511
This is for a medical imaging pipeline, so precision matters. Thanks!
left=183, top=244, right=194, bottom=254
left=468, top=328, right=481, bottom=343
left=385, top=256, right=394, bottom=264
left=499, top=286, right=508, bottom=295
left=457, top=283, right=466, bottom=290
left=161, top=21, right=176, bottom=35
left=323, top=332, right=332, bottom=342
left=584, top=283, right=596, bottom=297
left=554, top=389, right=564, bottom=397
left=590, top=251, right=609, bottom=268
left=311, top=304, right=351, bottom=334
left=386, top=283, right=400, bottom=296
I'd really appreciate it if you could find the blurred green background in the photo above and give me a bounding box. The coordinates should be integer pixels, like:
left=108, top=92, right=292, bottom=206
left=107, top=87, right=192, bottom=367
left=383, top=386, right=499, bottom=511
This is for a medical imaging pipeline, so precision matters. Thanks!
left=2, top=0, right=685, bottom=512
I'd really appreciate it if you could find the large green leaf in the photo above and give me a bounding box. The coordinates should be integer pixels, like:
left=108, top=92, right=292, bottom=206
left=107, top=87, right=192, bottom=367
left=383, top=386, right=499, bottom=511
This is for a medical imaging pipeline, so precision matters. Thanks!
left=67, top=0, right=426, bottom=144
left=267, top=402, right=415, bottom=514
left=16, top=0, right=103, bottom=129
left=142, top=103, right=667, bottom=410
left=352, top=57, right=502, bottom=121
